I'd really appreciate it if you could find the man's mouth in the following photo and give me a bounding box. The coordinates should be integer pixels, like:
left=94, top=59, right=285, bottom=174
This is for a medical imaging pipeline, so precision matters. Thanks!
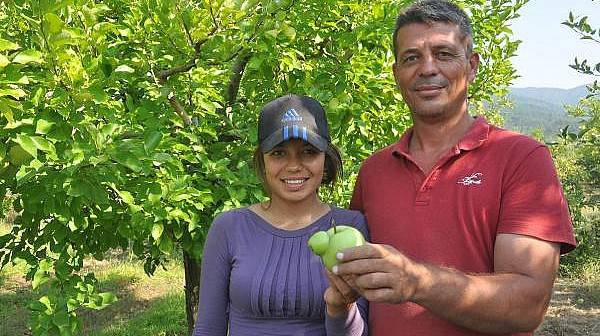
left=416, top=84, right=443, bottom=92
left=414, top=84, right=444, bottom=98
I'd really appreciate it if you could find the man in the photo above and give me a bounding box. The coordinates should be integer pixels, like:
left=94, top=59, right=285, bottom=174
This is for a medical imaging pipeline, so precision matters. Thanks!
left=333, top=1, right=577, bottom=335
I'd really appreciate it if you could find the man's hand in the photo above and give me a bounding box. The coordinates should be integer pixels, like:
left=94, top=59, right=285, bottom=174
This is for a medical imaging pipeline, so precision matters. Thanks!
left=334, top=235, right=561, bottom=333
left=324, top=271, right=360, bottom=317
left=332, top=243, right=427, bottom=304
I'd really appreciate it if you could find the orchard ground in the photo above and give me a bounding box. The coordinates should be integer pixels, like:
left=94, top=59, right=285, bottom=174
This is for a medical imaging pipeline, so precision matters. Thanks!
left=1, top=249, right=598, bottom=336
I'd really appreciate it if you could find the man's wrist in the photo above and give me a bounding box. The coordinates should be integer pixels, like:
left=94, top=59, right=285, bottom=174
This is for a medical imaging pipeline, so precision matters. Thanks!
left=410, top=261, right=434, bottom=304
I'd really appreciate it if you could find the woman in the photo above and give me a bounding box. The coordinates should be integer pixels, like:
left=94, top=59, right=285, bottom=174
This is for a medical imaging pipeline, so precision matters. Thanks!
left=193, top=94, right=368, bottom=335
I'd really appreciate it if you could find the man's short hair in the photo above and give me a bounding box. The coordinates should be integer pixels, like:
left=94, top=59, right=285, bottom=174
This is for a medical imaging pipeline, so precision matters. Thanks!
left=392, top=0, right=474, bottom=61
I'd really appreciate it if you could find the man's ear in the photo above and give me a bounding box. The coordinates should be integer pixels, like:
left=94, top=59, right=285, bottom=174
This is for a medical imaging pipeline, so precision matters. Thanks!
left=468, top=52, right=480, bottom=82
left=392, top=62, right=401, bottom=88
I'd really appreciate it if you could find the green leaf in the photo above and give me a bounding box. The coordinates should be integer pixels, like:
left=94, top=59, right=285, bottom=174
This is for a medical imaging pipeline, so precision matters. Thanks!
left=14, top=134, right=38, bottom=158
left=112, top=151, right=142, bottom=172
left=65, top=178, right=92, bottom=198
left=28, top=299, right=49, bottom=312
left=36, top=119, right=56, bottom=135
left=16, top=135, right=55, bottom=154
left=0, top=38, right=19, bottom=51
left=43, top=13, right=64, bottom=34
left=115, top=189, right=134, bottom=205
left=67, top=299, right=79, bottom=312
left=159, top=236, right=174, bottom=254
left=0, top=55, right=9, bottom=68
left=32, top=268, right=50, bottom=289
left=144, top=131, right=162, bottom=153
left=52, top=311, right=69, bottom=328
left=0, top=88, right=26, bottom=99
left=114, top=65, right=134, bottom=73
left=99, top=292, right=117, bottom=305
left=12, top=49, right=43, bottom=64
left=89, top=86, right=108, bottom=103
left=151, top=223, right=164, bottom=240
left=49, top=31, right=77, bottom=48
left=100, top=123, right=120, bottom=139
left=281, top=23, right=296, bottom=40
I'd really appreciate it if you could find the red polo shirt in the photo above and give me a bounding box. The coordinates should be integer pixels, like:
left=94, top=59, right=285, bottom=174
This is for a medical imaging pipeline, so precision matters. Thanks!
left=350, top=117, right=576, bottom=336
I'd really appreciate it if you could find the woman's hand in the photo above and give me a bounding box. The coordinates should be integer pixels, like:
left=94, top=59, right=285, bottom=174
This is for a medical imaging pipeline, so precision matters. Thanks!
left=324, top=270, right=360, bottom=317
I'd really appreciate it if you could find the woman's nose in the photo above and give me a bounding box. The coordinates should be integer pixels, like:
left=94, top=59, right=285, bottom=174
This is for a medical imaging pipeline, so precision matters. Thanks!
left=286, top=153, right=302, bottom=170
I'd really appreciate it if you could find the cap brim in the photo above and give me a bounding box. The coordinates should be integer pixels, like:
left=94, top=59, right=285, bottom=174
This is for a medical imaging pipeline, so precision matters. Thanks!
left=260, top=128, right=328, bottom=153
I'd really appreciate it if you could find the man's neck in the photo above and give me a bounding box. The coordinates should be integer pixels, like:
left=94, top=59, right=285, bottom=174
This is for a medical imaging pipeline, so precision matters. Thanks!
left=410, top=111, right=474, bottom=154
left=408, top=111, right=474, bottom=174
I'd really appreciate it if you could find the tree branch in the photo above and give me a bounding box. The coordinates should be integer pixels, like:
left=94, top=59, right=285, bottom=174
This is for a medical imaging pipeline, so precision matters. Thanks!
left=224, top=50, right=252, bottom=108
left=156, top=27, right=217, bottom=126
left=168, top=93, right=193, bottom=126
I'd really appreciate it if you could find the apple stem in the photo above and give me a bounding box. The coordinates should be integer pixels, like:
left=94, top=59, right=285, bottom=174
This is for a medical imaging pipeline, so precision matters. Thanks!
left=332, top=218, right=337, bottom=234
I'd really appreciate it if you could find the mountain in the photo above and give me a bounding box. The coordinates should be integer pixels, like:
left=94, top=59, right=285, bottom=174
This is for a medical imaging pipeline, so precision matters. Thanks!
left=501, top=85, right=589, bottom=140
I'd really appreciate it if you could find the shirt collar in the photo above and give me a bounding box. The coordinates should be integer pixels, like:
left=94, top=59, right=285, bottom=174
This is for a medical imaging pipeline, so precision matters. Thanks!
left=392, top=116, right=490, bottom=158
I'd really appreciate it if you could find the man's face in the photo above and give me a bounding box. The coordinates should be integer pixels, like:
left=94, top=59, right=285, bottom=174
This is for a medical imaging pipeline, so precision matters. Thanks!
left=393, top=22, right=479, bottom=122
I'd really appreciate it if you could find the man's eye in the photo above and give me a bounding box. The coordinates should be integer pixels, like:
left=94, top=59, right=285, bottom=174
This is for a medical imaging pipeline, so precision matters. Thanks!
left=269, top=150, right=284, bottom=157
left=402, top=55, right=418, bottom=63
left=437, top=51, right=456, bottom=59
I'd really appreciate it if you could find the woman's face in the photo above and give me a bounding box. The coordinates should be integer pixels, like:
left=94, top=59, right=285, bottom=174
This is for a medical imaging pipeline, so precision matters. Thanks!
left=263, top=139, right=325, bottom=205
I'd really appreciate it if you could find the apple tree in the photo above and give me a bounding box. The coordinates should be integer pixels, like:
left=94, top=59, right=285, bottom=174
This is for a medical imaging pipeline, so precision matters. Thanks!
left=553, top=1, right=600, bottom=270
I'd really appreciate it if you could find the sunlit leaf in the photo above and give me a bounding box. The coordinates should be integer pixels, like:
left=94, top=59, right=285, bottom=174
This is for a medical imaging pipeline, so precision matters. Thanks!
left=114, top=64, right=134, bottom=73
left=12, top=49, right=43, bottom=64
left=43, top=13, right=64, bottom=34
left=151, top=223, right=164, bottom=240
left=0, top=38, right=19, bottom=51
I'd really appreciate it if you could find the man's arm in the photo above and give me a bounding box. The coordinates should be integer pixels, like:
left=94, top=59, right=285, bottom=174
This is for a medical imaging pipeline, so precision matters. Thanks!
left=334, top=233, right=560, bottom=334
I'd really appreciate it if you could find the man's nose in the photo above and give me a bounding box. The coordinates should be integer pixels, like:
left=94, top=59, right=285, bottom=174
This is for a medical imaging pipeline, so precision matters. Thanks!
left=419, top=54, right=438, bottom=76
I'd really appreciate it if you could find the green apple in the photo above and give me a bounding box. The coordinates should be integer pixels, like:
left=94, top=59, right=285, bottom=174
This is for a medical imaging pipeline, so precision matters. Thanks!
left=307, top=225, right=365, bottom=271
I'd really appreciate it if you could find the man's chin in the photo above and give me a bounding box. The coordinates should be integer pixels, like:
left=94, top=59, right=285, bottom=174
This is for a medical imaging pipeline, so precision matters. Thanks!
left=412, top=108, right=446, bottom=122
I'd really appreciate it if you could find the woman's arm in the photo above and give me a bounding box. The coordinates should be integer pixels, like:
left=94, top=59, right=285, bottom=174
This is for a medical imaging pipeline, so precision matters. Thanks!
left=192, top=215, right=232, bottom=336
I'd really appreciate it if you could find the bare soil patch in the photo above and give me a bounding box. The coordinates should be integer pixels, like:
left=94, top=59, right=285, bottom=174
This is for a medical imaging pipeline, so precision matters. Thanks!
left=536, top=278, right=600, bottom=335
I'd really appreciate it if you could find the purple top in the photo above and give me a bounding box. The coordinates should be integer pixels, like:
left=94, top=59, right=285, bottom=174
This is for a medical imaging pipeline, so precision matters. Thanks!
left=193, top=206, right=369, bottom=336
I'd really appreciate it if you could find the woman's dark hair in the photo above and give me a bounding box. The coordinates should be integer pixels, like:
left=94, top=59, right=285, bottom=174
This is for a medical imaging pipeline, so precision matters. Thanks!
left=252, top=143, right=343, bottom=192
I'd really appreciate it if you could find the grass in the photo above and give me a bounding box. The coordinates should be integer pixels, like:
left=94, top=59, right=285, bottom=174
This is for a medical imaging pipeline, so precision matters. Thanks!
left=536, top=259, right=600, bottom=336
left=0, top=252, right=187, bottom=336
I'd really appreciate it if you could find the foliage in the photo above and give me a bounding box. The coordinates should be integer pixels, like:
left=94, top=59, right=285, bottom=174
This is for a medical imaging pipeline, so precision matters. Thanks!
left=562, top=4, right=600, bottom=97
left=553, top=1, right=600, bottom=270
left=0, top=0, right=523, bottom=334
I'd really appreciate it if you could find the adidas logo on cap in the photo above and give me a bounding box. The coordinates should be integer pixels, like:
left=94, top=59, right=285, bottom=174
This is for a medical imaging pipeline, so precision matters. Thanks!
left=281, top=108, right=302, bottom=123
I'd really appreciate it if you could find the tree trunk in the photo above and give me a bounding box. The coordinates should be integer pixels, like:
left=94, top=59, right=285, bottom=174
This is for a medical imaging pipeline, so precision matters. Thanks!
left=183, top=250, right=202, bottom=335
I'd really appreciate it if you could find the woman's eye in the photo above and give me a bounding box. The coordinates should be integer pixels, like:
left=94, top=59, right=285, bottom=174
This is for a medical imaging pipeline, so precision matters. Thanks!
left=269, top=150, right=284, bottom=157
left=302, top=148, right=319, bottom=155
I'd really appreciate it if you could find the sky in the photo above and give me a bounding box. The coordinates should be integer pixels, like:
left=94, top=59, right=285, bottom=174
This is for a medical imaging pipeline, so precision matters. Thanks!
left=509, top=0, right=598, bottom=89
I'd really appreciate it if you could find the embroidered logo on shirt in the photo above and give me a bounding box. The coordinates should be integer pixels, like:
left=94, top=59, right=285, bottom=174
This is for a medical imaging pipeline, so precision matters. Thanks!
left=457, top=172, right=483, bottom=186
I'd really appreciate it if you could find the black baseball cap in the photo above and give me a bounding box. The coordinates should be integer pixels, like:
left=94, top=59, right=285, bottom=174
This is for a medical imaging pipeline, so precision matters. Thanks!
left=258, top=94, right=331, bottom=153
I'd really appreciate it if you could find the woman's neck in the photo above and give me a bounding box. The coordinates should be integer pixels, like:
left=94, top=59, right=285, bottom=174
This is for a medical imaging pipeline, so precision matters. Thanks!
left=252, top=197, right=330, bottom=230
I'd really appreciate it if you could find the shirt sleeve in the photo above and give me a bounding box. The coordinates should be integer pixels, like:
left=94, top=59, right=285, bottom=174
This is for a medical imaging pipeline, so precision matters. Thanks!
left=498, top=146, right=576, bottom=253
left=193, top=213, right=232, bottom=336
left=350, top=166, right=365, bottom=212
left=325, top=299, right=368, bottom=336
